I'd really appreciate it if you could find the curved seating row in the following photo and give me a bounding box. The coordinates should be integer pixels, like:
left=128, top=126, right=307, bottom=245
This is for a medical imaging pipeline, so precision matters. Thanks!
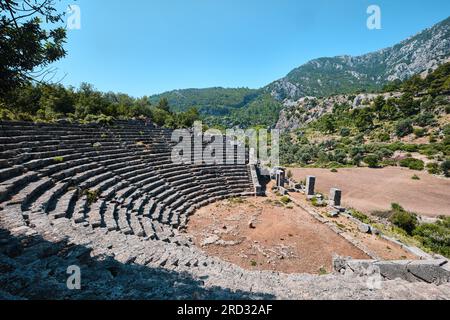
left=0, top=120, right=255, bottom=244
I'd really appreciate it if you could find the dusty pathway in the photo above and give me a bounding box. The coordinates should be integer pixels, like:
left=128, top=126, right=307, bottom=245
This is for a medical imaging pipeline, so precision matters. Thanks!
left=290, top=167, right=450, bottom=217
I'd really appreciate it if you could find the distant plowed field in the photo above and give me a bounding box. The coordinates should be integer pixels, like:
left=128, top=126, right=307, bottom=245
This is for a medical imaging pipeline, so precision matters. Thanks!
left=290, top=167, right=450, bottom=217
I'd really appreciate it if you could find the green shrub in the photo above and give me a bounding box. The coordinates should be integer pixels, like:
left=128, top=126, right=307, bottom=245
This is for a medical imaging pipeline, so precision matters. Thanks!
left=387, top=141, right=404, bottom=152
left=376, top=148, right=394, bottom=158
left=0, top=108, right=15, bottom=120
left=414, top=112, right=436, bottom=127
left=389, top=203, right=418, bottom=235
left=396, top=119, right=413, bottom=137
left=364, top=154, right=380, bottom=168
left=413, top=128, right=426, bottom=138
left=350, top=210, right=371, bottom=224
left=377, top=132, right=391, bottom=142
left=443, top=124, right=450, bottom=136
left=441, top=160, right=450, bottom=177
left=411, top=174, right=420, bottom=180
left=318, top=267, right=328, bottom=275
left=340, top=137, right=352, bottom=145
left=419, top=144, right=441, bottom=156
left=401, top=144, right=419, bottom=153
left=381, top=159, right=398, bottom=167
left=340, top=127, right=351, bottom=137
left=426, top=162, right=442, bottom=175
left=280, top=196, right=291, bottom=205
left=311, top=196, right=326, bottom=207
left=413, top=217, right=450, bottom=258
left=399, top=158, right=424, bottom=171
left=84, top=189, right=100, bottom=205
left=17, top=112, right=35, bottom=121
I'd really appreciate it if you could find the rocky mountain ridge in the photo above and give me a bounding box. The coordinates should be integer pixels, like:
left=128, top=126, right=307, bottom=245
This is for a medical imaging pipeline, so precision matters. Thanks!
left=266, top=17, right=450, bottom=101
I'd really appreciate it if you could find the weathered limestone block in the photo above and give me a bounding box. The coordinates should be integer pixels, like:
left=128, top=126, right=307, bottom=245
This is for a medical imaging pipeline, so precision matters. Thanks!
left=333, top=256, right=450, bottom=285
left=374, top=261, right=419, bottom=282
left=358, top=223, right=371, bottom=234
left=406, top=259, right=450, bottom=285
left=278, top=186, right=288, bottom=195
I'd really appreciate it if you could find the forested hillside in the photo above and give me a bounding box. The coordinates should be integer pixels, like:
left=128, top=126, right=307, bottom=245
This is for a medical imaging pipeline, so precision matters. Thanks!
left=149, top=87, right=259, bottom=114
left=279, top=63, right=450, bottom=176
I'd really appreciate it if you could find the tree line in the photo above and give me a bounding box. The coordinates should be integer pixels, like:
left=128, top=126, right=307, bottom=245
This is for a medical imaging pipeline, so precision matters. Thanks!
left=0, top=82, right=200, bottom=128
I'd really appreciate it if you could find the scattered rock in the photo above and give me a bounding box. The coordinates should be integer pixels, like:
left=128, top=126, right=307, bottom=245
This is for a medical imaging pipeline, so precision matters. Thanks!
left=200, top=235, right=220, bottom=247
left=358, top=223, right=371, bottom=234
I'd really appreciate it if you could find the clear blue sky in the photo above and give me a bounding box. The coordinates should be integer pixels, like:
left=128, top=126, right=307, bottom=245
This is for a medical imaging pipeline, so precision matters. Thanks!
left=52, top=0, right=450, bottom=97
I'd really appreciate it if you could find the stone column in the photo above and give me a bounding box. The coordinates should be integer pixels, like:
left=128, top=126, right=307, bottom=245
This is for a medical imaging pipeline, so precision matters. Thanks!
left=276, top=169, right=285, bottom=188
left=329, top=188, right=342, bottom=207
left=306, top=176, right=315, bottom=198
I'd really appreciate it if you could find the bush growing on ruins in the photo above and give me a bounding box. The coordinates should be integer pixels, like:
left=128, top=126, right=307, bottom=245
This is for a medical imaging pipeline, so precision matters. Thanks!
left=364, top=154, right=380, bottom=168
left=399, top=158, right=424, bottom=171
left=53, top=156, right=64, bottom=163
left=84, top=114, right=113, bottom=125
left=311, top=196, right=326, bottom=207
left=350, top=210, right=371, bottom=224
left=229, top=197, right=244, bottom=205
left=84, top=189, right=100, bottom=205
left=389, top=203, right=418, bottom=235
left=413, top=217, right=450, bottom=258
left=318, top=267, right=328, bottom=275
left=280, top=196, right=291, bottom=205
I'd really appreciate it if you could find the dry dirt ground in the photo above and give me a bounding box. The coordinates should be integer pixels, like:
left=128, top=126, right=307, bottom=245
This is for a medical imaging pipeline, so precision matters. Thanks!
left=290, top=167, right=450, bottom=217
left=186, top=186, right=417, bottom=275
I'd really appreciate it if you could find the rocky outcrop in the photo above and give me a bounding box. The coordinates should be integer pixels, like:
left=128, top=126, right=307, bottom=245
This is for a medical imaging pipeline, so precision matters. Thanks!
left=275, top=92, right=402, bottom=131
